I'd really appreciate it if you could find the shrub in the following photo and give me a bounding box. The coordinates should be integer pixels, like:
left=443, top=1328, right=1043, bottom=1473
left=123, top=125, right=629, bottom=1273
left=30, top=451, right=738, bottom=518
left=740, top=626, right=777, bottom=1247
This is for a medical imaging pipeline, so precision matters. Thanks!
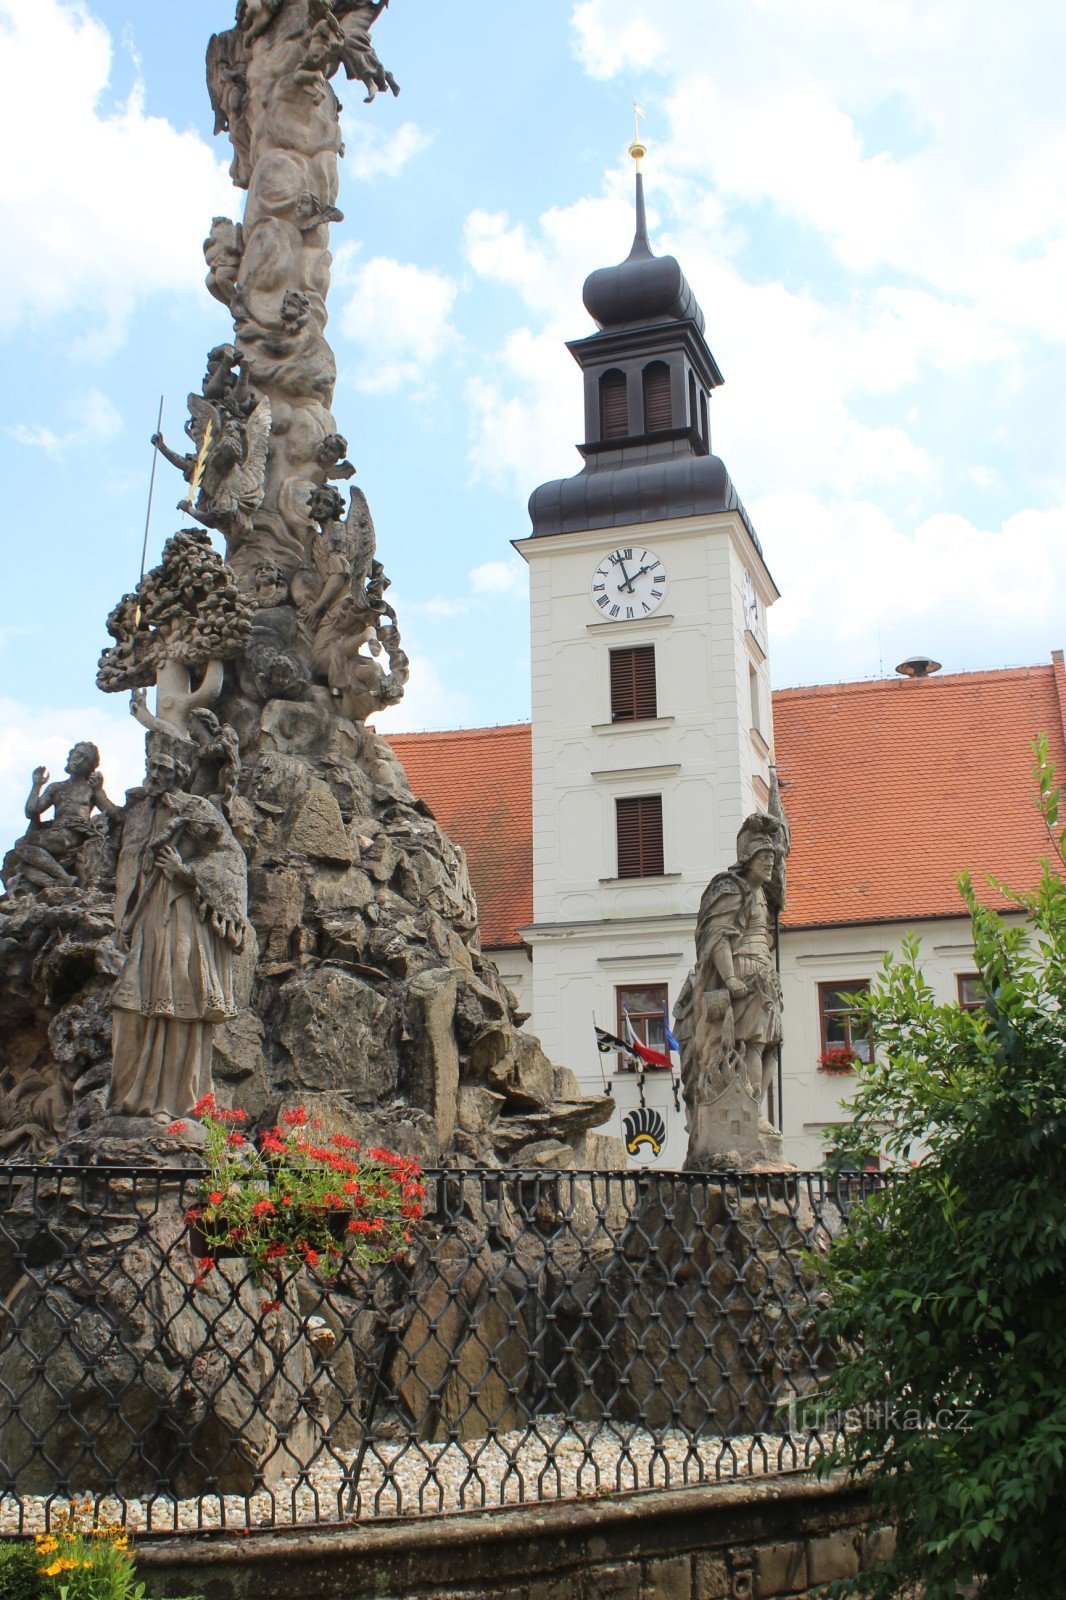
left=807, top=737, right=1066, bottom=1599
left=0, top=1539, right=41, bottom=1600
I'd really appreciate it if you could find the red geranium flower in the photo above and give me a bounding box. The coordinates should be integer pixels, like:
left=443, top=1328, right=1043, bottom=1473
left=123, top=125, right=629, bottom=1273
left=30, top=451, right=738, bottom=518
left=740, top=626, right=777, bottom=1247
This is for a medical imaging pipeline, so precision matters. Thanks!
left=167, top=1120, right=188, bottom=1135
left=208, top=1191, right=225, bottom=1206
left=193, top=1093, right=217, bottom=1117
left=282, top=1106, right=309, bottom=1127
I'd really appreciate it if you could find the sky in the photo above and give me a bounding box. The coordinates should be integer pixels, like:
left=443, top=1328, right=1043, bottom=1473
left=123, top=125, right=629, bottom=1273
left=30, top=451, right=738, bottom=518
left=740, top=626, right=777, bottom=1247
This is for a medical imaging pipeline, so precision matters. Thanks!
left=1, top=0, right=1065, bottom=842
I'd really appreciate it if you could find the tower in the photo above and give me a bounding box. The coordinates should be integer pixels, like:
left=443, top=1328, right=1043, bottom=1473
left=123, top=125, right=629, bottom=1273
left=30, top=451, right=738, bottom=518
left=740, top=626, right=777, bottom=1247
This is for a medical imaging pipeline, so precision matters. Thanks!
left=514, top=149, right=779, bottom=1167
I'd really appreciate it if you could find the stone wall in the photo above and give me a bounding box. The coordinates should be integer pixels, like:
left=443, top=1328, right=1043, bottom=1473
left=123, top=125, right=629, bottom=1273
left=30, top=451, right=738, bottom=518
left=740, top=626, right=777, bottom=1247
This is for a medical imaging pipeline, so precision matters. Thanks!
left=137, top=1473, right=892, bottom=1600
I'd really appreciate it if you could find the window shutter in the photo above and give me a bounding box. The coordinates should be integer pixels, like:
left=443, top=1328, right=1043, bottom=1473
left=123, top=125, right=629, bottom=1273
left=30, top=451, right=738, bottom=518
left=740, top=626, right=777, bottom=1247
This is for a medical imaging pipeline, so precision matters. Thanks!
left=643, top=363, right=672, bottom=432
left=616, top=795, right=664, bottom=878
left=610, top=646, right=657, bottom=721
left=601, top=371, right=628, bottom=439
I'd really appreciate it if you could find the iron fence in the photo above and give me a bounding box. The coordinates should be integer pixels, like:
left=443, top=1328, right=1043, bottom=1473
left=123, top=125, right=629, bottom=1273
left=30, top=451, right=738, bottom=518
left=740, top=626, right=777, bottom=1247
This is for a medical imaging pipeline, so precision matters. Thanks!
left=0, top=1165, right=882, bottom=1536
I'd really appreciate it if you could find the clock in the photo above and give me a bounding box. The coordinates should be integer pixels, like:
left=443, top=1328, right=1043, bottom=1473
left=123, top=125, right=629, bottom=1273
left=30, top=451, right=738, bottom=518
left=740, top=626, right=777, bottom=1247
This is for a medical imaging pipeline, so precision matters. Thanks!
left=743, top=569, right=764, bottom=643
left=590, top=547, right=668, bottom=620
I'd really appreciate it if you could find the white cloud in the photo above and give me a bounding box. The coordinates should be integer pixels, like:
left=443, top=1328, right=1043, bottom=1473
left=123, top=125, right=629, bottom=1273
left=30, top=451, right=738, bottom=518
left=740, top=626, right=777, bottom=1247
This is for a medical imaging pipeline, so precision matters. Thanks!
left=368, top=654, right=474, bottom=733
left=339, top=257, right=458, bottom=393
left=469, top=559, right=527, bottom=596
left=8, top=389, right=122, bottom=457
left=0, top=696, right=147, bottom=850
left=760, top=493, right=1066, bottom=682
left=0, top=0, right=232, bottom=346
left=342, top=117, right=432, bottom=179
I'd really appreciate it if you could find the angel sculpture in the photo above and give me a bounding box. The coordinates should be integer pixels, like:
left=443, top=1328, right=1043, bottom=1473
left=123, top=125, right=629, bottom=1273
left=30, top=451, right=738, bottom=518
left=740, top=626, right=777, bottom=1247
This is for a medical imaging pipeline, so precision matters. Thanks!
left=295, top=484, right=376, bottom=634
left=153, top=386, right=271, bottom=547
left=333, top=1, right=400, bottom=100
left=291, top=484, right=408, bottom=722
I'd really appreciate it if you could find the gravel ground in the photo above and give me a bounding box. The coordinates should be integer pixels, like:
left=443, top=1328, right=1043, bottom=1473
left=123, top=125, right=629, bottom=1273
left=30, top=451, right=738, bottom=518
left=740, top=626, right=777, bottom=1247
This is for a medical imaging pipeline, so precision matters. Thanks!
left=0, top=1423, right=831, bottom=1534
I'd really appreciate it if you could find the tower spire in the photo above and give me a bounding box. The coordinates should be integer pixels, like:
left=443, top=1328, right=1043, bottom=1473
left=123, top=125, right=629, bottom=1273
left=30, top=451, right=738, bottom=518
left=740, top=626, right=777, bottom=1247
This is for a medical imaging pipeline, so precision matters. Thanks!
left=628, top=102, right=651, bottom=261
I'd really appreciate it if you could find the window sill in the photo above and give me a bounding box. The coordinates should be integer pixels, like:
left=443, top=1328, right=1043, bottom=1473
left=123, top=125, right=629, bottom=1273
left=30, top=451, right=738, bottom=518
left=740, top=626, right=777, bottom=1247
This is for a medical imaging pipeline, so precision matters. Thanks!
left=598, top=873, right=682, bottom=886
left=592, top=716, right=675, bottom=735
left=750, top=726, right=770, bottom=758
left=587, top=614, right=674, bottom=633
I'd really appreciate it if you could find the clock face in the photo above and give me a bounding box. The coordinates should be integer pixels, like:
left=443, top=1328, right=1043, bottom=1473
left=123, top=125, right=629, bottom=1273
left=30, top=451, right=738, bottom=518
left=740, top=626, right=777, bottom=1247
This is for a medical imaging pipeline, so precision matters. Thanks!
left=590, top=547, right=668, bottom=620
left=743, top=569, right=763, bottom=642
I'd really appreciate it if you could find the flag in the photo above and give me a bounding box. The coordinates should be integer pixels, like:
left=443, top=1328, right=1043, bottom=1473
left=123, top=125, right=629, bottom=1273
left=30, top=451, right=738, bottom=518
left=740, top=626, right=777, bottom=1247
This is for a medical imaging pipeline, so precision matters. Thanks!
left=595, top=1023, right=629, bottom=1055
left=629, top=1037, right=673, bottom=1071
left=621, top=1006, right=672, bottom=1071
left=662, top=1004, right=680, bottom=1055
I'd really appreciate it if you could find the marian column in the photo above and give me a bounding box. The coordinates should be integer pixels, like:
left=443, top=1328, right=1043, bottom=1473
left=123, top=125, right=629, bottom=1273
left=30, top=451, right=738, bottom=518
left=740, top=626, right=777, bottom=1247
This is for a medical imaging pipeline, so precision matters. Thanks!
left=149, top=0, right=408, bottom=735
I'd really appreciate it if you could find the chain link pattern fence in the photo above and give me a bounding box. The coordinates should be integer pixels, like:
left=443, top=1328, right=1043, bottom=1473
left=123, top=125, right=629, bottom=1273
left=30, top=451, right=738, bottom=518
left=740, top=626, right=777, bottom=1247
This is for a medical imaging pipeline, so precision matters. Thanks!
left=0, top=1165, right=881, bottom=1535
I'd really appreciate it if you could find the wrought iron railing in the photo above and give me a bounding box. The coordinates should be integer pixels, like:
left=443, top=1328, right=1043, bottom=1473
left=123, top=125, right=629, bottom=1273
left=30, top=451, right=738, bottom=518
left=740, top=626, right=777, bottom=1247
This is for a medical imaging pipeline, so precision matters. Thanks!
left=0, top=1165, right=881, bottom=1535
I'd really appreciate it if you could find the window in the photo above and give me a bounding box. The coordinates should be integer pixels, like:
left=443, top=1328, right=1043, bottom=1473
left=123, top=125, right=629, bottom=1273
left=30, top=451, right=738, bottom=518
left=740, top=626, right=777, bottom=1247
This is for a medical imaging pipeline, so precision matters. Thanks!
left=688, top=370, right=698, bottom=433
left=818, top=981, right=872, bottom=1063
left=615, top=983, right=669, bottom=1072
left=642, top=361, right=672, bottom=432
left=957, top=974, right=989, bottom=1012
left=748, top=663, right=762, bottom=733
left=615, top=795, right=664, bottom=878
left=610, top=645, right=657, bottom=722
left=700, top=391, right=708, bottom=445
left=600, top=369, right=628, bottom=439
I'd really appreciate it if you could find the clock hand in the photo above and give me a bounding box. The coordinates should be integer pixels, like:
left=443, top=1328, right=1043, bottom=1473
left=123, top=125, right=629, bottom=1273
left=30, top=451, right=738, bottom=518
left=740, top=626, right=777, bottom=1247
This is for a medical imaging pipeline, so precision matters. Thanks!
left=615, top=559, right=637, bottom=594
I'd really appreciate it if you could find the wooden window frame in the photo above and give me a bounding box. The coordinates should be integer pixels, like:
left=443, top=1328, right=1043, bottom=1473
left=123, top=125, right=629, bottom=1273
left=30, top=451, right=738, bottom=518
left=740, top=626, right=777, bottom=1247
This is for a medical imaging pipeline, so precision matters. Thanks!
left=818, top=980, right=873, bottom=1063
left=615, top=982, right=669, bottom=1074
left=957, top=973, right=989, bottom=1012
left=615, top=794, right=665, bottom=879
left=610, top=644, right=657, bottom=722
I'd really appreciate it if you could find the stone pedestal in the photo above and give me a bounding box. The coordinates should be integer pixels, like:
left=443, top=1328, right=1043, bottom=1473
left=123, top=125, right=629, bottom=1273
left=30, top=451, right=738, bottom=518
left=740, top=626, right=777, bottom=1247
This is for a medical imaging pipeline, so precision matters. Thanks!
left=684, top=1077, right=788, bottom=1173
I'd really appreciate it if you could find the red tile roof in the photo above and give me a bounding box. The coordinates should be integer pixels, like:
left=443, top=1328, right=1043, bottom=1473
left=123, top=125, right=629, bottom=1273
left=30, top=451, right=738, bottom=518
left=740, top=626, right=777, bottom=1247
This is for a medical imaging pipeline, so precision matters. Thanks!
left=384, top=724, right=533, bottom=950
left=386, top=654, right=1066, bottom=943
left=775, top=657, right=1066, bottom=929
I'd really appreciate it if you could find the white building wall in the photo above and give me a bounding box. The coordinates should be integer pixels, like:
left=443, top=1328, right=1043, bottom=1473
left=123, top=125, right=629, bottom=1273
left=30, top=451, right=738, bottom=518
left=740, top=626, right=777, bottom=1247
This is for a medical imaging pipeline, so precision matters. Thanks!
left=778, top=916, right=996, bottom=1168
left=515, top=511, right=778, bottom=1170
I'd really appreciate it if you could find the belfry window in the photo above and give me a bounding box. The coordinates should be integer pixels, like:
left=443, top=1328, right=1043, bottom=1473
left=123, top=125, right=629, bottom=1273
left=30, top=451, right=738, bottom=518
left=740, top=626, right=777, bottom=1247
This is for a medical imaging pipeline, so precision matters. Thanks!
left=643, top=361, right=672, bottom=433
left=600, top=370, right=628, bottom=439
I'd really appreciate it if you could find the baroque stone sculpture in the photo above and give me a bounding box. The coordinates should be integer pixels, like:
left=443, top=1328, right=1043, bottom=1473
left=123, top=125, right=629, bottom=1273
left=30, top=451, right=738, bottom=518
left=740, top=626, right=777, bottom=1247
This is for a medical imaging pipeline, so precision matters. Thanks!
left=1, top=0, right=614, bottom=1180
left=674, top=772, right=791, bottom=1171
left=111, top=766, right=250, bottom=1122
left=2, top=744, right=123, bottom=898
left=97, top=528, right=253, bottom=739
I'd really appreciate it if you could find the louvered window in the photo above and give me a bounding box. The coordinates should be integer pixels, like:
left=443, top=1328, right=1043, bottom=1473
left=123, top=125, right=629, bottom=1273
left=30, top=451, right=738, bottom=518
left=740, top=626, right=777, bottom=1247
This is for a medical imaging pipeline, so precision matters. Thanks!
left=643, top=362, right=672, bottom=432
left=616, top=795, right=665, bottom=878
left=600, top=370, right=628, bottom=439
left=610, top=645, right=657, bottom=722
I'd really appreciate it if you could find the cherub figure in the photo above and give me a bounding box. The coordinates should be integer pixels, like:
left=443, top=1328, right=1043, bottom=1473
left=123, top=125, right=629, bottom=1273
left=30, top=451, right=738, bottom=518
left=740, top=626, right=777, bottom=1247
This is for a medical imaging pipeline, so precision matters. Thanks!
left=5, top=743, right=123, bottom=894
left=315, top=431, right=357, bottom=480
left=237, top=0, right=283, bottom=43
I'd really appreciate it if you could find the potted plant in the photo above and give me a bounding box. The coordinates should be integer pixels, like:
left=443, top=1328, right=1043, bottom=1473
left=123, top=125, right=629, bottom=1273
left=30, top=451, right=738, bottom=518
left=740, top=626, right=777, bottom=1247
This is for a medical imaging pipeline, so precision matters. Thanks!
left=817, top=1044, right=861, bottom=1075
left=170, top=1095, right=425, bottom=1286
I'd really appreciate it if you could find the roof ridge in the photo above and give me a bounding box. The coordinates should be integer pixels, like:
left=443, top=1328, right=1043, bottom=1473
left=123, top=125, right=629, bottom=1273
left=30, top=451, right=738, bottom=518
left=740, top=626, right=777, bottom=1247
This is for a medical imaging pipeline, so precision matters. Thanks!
left=384, top=722, right=532, bottom=740
left=772, top=661, right=1056, bottom=701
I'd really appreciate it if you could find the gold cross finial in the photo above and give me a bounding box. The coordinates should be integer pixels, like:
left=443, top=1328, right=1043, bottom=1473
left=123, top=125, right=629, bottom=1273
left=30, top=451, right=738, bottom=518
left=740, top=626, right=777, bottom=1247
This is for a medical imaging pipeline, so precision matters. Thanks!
left=629, top=100, right=647, bottom=170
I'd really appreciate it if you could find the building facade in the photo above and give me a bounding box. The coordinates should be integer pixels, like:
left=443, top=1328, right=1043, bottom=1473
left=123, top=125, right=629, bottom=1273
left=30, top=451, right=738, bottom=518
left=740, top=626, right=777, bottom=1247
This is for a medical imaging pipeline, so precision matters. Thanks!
left=387, top=175, right=1066, bottom=1171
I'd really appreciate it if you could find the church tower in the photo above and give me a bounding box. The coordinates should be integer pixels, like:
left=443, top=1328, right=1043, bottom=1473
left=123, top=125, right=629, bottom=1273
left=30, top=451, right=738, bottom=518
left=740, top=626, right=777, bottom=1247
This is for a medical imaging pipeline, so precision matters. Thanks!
left=514, top=148, right=779, bottom=1167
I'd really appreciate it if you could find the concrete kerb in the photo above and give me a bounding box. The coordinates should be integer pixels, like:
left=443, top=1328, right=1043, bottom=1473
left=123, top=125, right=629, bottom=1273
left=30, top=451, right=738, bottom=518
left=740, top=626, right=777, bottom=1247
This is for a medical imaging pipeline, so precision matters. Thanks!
left=134, top=1469, right=877, bottom=1600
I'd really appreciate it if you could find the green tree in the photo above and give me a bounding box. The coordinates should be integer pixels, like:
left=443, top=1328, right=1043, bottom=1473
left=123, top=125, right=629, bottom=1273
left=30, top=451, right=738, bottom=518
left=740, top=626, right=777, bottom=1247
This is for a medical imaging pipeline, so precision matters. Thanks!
left=809, top=736, right=1066, bottom=1599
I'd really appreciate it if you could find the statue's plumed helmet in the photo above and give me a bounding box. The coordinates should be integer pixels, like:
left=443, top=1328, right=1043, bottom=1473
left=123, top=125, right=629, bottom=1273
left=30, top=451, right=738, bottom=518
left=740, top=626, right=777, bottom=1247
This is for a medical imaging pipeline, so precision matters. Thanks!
left=735, top=812, right=778, bottom=866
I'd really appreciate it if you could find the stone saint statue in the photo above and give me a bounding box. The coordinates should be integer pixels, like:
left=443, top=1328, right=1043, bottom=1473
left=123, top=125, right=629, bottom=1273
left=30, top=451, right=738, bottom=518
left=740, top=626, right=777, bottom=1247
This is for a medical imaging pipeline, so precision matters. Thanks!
left=673, top=772, right=790, bottom=1171
left=110, top=751, right=249, bottom=1121
left=3, top=743, right=123, bottom=896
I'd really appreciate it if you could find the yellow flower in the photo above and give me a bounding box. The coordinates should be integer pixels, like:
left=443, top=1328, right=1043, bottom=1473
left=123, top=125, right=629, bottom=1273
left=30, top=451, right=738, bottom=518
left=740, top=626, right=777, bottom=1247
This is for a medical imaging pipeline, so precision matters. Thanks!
left=41, top=1560, right=63, bottom=1576
left=36, top=1535, right=58, bottom=1553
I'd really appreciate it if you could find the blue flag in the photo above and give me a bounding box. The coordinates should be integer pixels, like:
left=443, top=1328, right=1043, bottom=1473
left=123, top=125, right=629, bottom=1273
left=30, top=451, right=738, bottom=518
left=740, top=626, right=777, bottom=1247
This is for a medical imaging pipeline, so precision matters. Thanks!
left=662, top=1003, right=680, bottom=1054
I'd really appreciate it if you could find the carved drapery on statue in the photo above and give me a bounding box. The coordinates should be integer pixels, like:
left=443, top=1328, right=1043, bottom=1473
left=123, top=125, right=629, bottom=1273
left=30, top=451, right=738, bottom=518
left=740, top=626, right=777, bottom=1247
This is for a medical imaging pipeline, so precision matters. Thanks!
left=674, top=772, right=791, bottom=1172
left=111, top=778, right=250, bottom=1121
